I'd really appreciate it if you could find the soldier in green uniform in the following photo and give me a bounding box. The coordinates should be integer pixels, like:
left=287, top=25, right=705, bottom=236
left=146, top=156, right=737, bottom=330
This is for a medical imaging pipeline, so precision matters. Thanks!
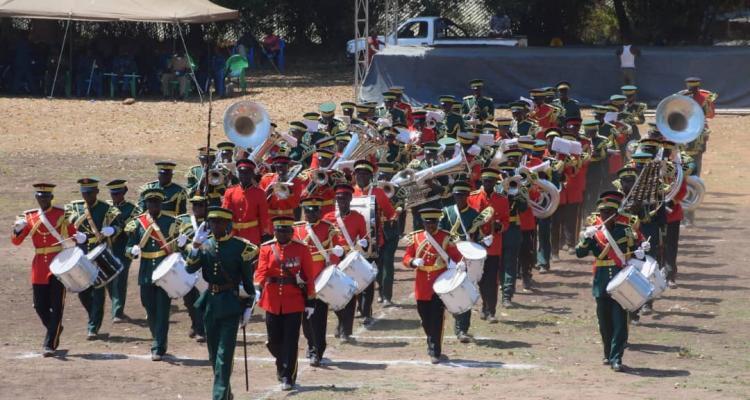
left=376, top=162, right=404, bottom=306
left=175, top=195, right=209, bottom=342
left=554, top=81, right=581, bottom=125
left=462, top=79, right=494, bottom=122
left=498, top=162, right=528, bottom=307
left=582, top=118, right=614, bottom=215
left=621, top=85, right=646, bottom=140
left=66, top=178, right=123, bottom=339
left=319, top=101, right=347, bottom=136
left=440, top=95, right=465, bottom=139
left=303, top=112, right=327, bottom=148
left=510, top=101, right=539, bottom=137
left=185, top=148, right=225, bottom=206
left=288, top=121, right=314, bottom=167
left=105, top=179, right=141, bottom=322
left=576, top=197, right=641, bottom=372
left=378, top=92, right=407, bottom=126
left=407, top=142, right=450, bottom=230
left=139, top=161, right=188, bottom=218
left=125, top=188, right=180, bottom=361
left=186, top=206, right=257, bottom=400
left=439, top=181, right=484, bottom=342
left=381, top=127, right=409, bottom=169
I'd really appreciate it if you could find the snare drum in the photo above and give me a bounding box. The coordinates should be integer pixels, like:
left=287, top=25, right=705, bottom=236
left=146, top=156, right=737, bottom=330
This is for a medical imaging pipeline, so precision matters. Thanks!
left=87, top=243, right=124, bottom=288
left=50, top=247, right=98, bottom=292
left=152, top=253, right=197, bottom=299
left=455, top=241, right=487, bottom=283
left=606, top=265, right=654, bottom=312
left=432, top=268, right=480, bottom=315
left=315, top=265, right=358, bottom=311
left=337, top=251, right=377, bottom=294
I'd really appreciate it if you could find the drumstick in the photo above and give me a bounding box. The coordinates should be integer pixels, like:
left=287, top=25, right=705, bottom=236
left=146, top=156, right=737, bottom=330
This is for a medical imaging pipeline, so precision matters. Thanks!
left=51, top=236, right=76, bottom=246
left=242, top=326, right=249, bottom=391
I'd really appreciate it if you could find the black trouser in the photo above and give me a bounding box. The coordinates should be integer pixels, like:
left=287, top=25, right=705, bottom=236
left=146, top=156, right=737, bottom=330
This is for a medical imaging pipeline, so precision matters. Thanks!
left=302, top=299, right=329, bottom=359
left=478, top=255, right=500, bottom=317
left=519, top=229, right=536, bottom=282
left=596, top=295, right=628, bottom=364
left=183, top=287, right=205, bottom=336
left=357, top=258, right=377, bottom=318
left=33, top=276, right=66, bottom=350
left=664, top=221, right=681, bottom=282
left=454, top=310, right=470, bottom=336
left=265, top=311, right=302, bottom=384
left=417, top=294, right=445, bottom=357
left=551, top=207, right=563, bottom=257
left=335, top=297, right=356, bottom=337
left=562, top=202, right=581, bottom=248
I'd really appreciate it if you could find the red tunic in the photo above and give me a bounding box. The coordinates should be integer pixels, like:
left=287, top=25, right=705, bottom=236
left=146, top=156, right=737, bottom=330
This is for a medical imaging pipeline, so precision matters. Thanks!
left=468, top=188, right=509, bottom=256
left=520, top=187, right=540, bottom=230
left=259, top=173, right=305, bottom=222
left=562, top=158, right=586, bottom=205
left=11, top=207, right=76, bottom=284
left=302, top=181, right=336, bottom=216
left=402, top=229, right=462, bottom=301
left=530, top=103, right=558, bottom=131
left=667, top=179, right=688, bottom=223
left=323, top=209, right=368, bottom=252
left=353, top=184, right=397, bottom=246
left=255, top=239, right=316, bottom=315
left=292, top=220, right=340, bottom=280
left=395, top=101, right=413, bottom=127
left=691, top=90, right=716, bottom=119
left=222, top=184, right=270, bottom=245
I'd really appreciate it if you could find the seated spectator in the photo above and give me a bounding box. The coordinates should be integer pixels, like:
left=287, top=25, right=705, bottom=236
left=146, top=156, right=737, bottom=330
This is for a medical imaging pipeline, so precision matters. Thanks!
left=160, top=52, right=190, bottom=98
left=261, top=29, right=281, bottom=65
left=75, top=48, right=103, bottom=97
left=489, top=11, right=512, bottom=38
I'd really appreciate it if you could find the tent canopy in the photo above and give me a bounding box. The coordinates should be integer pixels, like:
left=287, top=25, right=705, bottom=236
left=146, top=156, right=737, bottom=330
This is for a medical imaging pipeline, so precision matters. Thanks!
left=0, top=0, right=239, bottom=23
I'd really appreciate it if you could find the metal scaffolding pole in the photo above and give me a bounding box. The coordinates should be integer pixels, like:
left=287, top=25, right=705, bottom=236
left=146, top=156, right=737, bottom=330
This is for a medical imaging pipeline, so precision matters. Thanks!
left=354, top=0, right=369, bottom=101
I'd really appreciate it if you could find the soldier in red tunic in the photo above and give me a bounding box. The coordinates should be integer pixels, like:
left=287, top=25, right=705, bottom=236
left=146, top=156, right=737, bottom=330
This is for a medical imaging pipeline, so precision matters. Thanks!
left=255, top=216, right=316, bottom=391
left=11, top=183, right=83, bottom=356
left=402, top=208, right=462, bottom=364
left=322, top=184, right=368, bottom=341
left=293, top=197, right=343, bottom=367
left=221, top=159, right=270, bottom=245
left=259, top=156, right=305, bottom=223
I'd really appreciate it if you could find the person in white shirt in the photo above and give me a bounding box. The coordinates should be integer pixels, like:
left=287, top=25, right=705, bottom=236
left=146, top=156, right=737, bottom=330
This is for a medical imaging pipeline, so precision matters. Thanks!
left=615, top=37, right=640, bottom=85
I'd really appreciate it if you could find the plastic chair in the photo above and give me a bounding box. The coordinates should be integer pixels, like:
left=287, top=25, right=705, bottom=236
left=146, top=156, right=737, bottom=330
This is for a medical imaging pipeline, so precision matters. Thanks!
left=224, top=54, right=248, bottom=95
left=170, top=56, right=197, bottom=98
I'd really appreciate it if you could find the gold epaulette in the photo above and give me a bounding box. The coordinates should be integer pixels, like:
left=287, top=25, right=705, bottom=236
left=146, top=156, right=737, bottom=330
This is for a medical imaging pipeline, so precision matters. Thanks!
left=293, top=221, right=306, bottom=226
left=470, top=189, right=482, bottom=196
left=124, top=219, right=138, bottom=233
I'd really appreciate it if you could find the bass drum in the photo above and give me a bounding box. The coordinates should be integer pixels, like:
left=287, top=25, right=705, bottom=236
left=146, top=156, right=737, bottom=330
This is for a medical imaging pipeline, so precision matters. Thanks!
left=432, top=268, right=480, bottom=315
left=606, top=265, right=654, bottom=312
left=87, top=243, right=124, bottom=288
left=50, top=247, right=98, bottom=293
left=315, top=265, right=358, bottom=311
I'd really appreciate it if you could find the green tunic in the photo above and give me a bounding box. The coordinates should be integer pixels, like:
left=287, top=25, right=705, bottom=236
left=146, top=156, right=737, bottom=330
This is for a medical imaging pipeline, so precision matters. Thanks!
left=462, top=95, right=495, bottom=121
left=444, top=113, right=466, bottom=137
left=138, top=181, right=188, bottom=217
left=106, top=200, right=141, bottom=318
left=513, top=119, right=537, bottom=137
left=66, top=199, right=123, bottom=334
left=186, top=234, right=257, bottom=400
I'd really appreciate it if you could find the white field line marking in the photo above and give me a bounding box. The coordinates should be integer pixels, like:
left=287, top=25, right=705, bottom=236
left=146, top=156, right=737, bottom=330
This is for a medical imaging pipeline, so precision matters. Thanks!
left=13, top=351, right=537, bottom=370
left=239, top=332, right=503, bottom=342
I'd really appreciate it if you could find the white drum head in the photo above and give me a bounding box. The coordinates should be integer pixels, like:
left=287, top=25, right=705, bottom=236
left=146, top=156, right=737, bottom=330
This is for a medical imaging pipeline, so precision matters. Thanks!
left=50, top=247, right=85, bottom=275
left=315, top=265, right=337, bottom=293
left=456, top=241, right=487, bottom=259
left=152, top=253, right=183, bottom=281
left=433, top=268, right=465, bottom=294
left=86, top=243, right=107, bottom=260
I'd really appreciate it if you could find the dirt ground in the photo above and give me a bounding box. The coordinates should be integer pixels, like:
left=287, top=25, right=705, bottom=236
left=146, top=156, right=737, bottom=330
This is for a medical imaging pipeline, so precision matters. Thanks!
left=0, top=69, right=749, bottom=400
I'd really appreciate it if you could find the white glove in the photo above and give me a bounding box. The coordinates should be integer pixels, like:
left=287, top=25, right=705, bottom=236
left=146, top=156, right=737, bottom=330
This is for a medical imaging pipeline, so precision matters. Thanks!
left=305, top=306, right=315, bottom=319
left=13, top=218, right=27, bottom=233
left=241, top=307, right=253, bottom=327
left=583, top=226, right=598, bottom=239
left=295, top=272, right=305, bottom=285
left=634, top=248, right=646, bottom=260
left=456, top=261, right=467, bottom=272
left=358, top=238, right=368, bottom=248
left=130, top=245, right=141, bottom=257
left=331, top=245, right=344, bottom=258
left=101, top=226, right=115, bottom=237
left=467, top=144, right=481, bottom=156
left=74, top=231, right=88, bottom=244
left=192, top=222, right=209, bottom=246
left=640, top=240, right=651, bottom=253
left=177, top=233, right=188, bottom=247
left=482, top=235, right=493, bottom=247
left=411, top=258, right=425, bottom=268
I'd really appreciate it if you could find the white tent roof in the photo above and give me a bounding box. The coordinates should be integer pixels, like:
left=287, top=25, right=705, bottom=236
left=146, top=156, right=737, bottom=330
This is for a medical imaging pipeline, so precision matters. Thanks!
left=0, top=0, right=239, bottom=23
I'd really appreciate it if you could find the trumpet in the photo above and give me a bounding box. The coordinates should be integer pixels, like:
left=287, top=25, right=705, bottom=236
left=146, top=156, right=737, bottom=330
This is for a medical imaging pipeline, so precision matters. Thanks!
left=268, top=164, right=303, bottom=200
left=207, top=168, right=225, bottom=186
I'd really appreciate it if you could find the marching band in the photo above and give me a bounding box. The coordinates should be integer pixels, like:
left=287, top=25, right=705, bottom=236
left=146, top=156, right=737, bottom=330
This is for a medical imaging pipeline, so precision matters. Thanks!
left=11, top=76, right=714, bottom=396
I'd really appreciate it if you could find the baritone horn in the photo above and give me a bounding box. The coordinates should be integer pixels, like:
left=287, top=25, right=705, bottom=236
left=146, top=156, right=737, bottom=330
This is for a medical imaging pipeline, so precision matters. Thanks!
left=655, top=95, right=705, bottom=144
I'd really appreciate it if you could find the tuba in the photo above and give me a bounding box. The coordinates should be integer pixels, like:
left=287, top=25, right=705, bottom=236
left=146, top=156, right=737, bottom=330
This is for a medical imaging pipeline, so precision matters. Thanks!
left=682, top=175, right=705, bottom=212
left=655, top=95, right=706, bottom=144
left=331, top=122, right=386, bottom=171
left=223, top=101, right=298, bottom=165
left=389, top=151, right=469, bottom=207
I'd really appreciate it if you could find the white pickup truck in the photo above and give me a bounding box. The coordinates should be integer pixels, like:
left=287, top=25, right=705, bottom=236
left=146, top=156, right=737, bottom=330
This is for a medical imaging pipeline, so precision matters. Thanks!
left=346, top=16, right=527, bottom=59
